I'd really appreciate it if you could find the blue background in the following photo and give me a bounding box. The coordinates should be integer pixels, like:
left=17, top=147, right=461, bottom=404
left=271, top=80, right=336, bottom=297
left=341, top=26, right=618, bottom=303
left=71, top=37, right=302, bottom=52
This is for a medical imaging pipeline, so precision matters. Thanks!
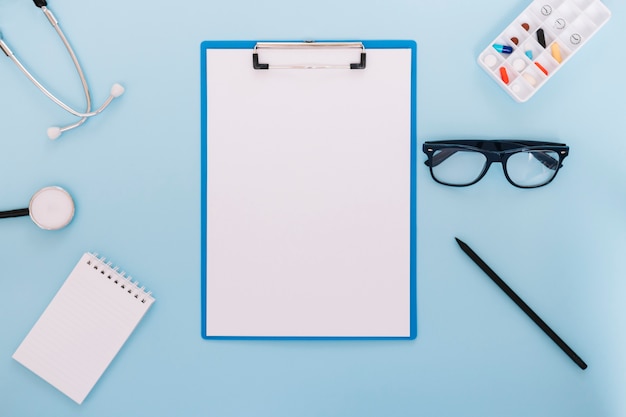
left=1, top=0, right=624, bottom=416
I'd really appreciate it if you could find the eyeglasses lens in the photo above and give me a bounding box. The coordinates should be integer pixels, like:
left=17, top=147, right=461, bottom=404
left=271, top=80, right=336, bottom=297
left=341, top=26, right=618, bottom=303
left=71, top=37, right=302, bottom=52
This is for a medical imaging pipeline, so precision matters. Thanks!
left=506, top=150, right=559, bottom=187
left=431, top=149, right=487, bottom=186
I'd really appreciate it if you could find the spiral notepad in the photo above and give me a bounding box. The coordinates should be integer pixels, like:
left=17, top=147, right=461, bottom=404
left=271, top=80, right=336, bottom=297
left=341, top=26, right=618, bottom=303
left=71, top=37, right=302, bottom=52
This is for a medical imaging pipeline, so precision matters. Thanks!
left=12, top=253, right=154, bottom=404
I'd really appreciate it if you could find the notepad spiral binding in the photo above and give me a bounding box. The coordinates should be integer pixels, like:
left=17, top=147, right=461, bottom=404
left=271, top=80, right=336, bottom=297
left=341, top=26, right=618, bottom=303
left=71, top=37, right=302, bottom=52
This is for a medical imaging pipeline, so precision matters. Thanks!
left=86, top=253, right=154, bottom=304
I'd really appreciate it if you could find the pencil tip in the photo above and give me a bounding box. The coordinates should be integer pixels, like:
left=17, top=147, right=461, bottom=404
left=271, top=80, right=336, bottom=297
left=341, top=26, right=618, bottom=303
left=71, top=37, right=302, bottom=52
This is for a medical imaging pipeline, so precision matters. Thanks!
left=455, top=237, right=462, bottom=244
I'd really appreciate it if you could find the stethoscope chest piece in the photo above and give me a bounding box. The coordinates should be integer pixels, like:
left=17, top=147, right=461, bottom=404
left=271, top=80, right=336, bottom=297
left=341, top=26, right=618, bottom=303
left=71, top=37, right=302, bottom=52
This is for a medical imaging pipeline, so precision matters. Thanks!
left=28, top=186, right=75, bottom=230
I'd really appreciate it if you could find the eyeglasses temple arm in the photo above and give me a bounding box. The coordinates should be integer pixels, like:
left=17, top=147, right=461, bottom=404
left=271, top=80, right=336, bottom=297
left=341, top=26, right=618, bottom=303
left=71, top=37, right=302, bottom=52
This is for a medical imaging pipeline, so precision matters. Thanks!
left=530, top=151, right=561, bottom=170
left=424, top=149, right=458, bottom=167
left=423, top=147, right=563, bottom=170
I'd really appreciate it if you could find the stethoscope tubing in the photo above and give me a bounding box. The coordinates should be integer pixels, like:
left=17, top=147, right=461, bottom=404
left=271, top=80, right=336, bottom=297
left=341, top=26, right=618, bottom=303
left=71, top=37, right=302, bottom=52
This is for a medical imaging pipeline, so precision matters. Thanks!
left=0, top=3, right=122, bottom=138
left=0, top=208, right=29, bottom=219
left=42, top=5, right=91, bottom=132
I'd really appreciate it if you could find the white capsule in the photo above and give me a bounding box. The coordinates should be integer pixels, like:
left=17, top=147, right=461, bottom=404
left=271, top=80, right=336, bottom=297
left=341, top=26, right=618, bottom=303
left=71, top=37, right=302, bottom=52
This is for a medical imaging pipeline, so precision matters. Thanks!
left=522, top=72, right=538, bottom=87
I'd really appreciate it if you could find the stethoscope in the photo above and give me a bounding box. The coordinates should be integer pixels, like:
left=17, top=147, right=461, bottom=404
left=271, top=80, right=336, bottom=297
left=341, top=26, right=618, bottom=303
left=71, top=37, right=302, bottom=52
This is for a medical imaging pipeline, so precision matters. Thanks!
left=0, top=186, right=75, bottom=230
left=0, top=0, right=124, bottom=140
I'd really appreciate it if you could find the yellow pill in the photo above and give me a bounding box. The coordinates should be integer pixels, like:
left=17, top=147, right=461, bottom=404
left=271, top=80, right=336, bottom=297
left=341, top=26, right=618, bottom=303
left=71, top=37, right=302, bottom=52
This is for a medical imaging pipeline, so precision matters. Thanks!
left=551, top=43, right=562, bottom=63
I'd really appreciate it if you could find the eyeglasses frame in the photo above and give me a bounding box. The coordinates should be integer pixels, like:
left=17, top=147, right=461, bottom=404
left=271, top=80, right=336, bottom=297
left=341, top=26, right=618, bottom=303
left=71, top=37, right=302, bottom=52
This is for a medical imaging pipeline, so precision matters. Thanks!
left=422, top=140, right=570, bottom=188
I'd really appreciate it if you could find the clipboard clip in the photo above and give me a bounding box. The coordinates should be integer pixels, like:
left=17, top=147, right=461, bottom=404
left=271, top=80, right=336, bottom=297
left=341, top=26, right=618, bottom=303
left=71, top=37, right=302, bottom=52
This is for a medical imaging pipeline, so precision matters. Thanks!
left=252, top=42, right=366, bottom=70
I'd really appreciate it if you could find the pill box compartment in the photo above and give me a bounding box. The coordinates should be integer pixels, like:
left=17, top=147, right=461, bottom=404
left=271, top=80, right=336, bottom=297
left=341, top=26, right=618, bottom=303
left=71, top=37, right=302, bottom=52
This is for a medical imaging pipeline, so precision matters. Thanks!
left=478, top=0, right=611, bottom=102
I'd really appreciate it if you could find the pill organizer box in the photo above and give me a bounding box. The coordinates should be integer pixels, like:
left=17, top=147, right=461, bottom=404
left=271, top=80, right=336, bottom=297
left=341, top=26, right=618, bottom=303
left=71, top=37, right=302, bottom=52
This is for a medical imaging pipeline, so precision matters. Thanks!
left=478, top=0, right=611, bottom=102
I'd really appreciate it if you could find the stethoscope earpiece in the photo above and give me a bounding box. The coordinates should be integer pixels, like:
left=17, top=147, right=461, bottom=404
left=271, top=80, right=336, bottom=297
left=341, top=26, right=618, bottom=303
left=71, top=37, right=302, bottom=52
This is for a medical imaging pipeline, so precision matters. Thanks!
left=0, top=2, right=124, bottom=139
left=0, top=186, right=75, bottom=230
left=47, top=83, right=125, bottom=140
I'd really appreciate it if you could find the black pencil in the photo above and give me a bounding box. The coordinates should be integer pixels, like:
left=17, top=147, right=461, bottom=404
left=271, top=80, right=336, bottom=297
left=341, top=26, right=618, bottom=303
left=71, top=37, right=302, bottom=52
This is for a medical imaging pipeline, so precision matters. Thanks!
left=455, top=237, right=587, bottom=370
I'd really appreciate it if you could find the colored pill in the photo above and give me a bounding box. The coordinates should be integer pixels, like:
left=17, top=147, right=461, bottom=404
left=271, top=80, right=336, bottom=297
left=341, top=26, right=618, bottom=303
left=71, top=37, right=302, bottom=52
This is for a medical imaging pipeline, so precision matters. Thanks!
left=523, top=73, right=538, bottom=86
left=511, top=37, right=519, bottom=45
left=499, top=67, right=510, bottom=84
left=535, top=62, right=549, bottom=76
left=525, top=50, right=533, bottom=60
left=551, top=42, right=562, bottom=63
left=537, top=28, right=546, bottom=48
left=493, top=44, right=513, bottom=54
left=522, top=23, right=530, bottom=31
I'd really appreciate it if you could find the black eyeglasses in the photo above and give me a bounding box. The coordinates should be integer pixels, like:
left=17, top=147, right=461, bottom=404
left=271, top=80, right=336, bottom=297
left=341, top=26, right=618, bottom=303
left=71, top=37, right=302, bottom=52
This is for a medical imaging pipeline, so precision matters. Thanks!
left=422, top=140, right=569, bottom=188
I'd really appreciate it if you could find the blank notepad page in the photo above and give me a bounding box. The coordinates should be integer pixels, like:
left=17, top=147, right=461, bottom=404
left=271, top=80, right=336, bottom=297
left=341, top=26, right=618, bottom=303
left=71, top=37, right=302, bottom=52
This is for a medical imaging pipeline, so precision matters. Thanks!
left=13, top=253, right=154, bottom=404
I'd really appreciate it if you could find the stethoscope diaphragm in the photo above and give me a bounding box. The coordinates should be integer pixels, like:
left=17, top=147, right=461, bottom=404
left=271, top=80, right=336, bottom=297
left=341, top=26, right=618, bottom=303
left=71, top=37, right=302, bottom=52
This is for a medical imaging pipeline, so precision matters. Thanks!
left=29, top=186, right=75, bottom=230
left=0, top=186, right=75, bottom=230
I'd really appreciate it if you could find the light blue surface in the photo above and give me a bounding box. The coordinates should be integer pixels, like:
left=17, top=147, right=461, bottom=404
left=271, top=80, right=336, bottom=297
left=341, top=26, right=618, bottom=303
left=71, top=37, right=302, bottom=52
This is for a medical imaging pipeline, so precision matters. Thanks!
left=0, top=0, right=624, bottom=416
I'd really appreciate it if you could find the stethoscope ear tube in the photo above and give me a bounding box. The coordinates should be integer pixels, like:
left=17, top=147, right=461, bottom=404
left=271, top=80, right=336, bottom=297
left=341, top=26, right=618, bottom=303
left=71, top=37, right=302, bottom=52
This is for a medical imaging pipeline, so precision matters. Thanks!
left=0, top=1, right=124, bottom=139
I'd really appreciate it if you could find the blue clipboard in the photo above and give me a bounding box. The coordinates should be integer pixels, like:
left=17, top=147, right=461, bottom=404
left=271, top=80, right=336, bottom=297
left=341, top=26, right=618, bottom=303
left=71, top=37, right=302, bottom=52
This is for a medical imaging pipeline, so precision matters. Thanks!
left=201, top=40, right=417, bottom=339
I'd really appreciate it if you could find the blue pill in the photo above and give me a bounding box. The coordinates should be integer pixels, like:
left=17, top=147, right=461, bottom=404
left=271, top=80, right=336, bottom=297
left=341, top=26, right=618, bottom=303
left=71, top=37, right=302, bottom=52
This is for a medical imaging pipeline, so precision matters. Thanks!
left=493, top=44, right=513, bottom=54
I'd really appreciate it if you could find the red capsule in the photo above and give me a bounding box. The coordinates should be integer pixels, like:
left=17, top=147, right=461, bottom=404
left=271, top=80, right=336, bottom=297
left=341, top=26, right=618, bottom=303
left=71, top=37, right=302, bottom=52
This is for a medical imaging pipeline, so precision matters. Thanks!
left=535, top=62, right=549, bottom=76
left=499, top=66, right=510, bottom=84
